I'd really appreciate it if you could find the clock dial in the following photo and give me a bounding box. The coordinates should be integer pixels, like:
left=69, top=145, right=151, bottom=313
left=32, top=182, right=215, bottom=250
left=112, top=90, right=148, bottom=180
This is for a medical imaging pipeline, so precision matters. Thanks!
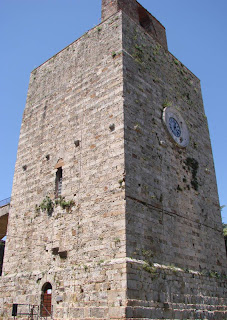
left=169, top=117, right=181, bottom=137
left=162, top=107, right=189, bottom=148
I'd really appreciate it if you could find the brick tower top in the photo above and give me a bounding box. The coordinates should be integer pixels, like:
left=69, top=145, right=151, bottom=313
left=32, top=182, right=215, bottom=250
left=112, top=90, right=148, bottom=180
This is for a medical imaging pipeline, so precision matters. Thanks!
left=101, top=0, right=168, bottom=49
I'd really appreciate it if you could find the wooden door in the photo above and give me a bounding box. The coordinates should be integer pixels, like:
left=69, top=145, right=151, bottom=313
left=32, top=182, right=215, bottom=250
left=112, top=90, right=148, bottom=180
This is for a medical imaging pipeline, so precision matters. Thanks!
left=41, top=284, right=52, bottom=317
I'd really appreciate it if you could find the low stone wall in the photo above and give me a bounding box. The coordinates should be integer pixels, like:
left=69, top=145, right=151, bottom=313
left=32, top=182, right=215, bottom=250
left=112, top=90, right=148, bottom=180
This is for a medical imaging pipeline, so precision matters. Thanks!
left=127, top=259, right=227, bottom=319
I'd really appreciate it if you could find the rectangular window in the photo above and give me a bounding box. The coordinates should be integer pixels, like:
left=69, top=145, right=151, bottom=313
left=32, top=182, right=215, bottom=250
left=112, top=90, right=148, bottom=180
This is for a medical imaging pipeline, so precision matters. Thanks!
left=55, top=168, right=62, bottom=198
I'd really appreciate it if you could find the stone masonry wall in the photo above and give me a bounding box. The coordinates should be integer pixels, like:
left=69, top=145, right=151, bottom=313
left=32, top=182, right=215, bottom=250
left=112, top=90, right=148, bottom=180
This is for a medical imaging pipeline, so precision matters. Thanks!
left=0, top=13, right=127, bottom=319
left=122, top=11, right=227, bottom=319
left=122, top=11, right=226, bottom=272
left=126, top=260, right=227, bottom=319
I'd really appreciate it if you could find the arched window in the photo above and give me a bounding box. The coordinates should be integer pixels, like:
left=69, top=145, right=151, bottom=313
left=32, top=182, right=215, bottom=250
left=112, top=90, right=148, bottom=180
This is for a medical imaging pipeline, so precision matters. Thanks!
left=41, top=282, right=52, bottom=317
left=138, top=6, right=151, bottom=32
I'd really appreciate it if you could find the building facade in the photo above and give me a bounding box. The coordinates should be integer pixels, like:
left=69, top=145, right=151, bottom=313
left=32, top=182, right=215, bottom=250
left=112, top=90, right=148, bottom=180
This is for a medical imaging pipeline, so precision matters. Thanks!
left=0, top=0, right=226, bottom=319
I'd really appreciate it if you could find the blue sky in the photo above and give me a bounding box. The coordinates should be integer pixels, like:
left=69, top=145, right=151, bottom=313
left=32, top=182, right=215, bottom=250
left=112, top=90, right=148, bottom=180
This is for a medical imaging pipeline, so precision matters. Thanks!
left=0, top=0, right=227, bottom=223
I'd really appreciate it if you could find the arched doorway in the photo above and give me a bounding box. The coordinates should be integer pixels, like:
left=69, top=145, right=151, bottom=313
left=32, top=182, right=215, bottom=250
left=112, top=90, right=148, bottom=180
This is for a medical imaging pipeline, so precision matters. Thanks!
left=41, top=282, right=52, bottom=317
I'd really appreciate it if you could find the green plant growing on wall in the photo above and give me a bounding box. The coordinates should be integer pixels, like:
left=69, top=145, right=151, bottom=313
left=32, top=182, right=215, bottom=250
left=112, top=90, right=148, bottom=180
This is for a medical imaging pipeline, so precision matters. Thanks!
left=55, top=196, right=75, bottom=212
left=98, top=260, right=104, bottom=265
left=142, top=249, right=154, bottom=264
left=112, top=51, right=117, bottom=58
left=84, top=265, right=89, bottom=271
left=162, top=99, right=172, bottom=109
left=36, top=196, right=54, bottom=216
left=133, top=44, right=143, bottom=63
left=111, top=51, right=122, bottom=59
left=142, top=262, right=158, bottom=279
left=208, top=270, right=220, bottom=279
left=114, top=237, right=120, bottom=244
left=118, top=179, right=125, bottom=189
left=153, top=44, right=161, bottom=56
left=36, top=195, right=75, bottom=216
left=168, top=264, right=179, bottom=274
left=201, top=268, right=226, bottom=280
left=134, top=124, right=142, bottom=133
left=193, top=142, right=198, bottom=149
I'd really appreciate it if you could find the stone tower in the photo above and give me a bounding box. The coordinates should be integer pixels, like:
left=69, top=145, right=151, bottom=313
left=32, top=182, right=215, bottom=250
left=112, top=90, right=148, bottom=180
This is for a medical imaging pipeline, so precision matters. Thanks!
left=0, top=0, right=227, bottom=319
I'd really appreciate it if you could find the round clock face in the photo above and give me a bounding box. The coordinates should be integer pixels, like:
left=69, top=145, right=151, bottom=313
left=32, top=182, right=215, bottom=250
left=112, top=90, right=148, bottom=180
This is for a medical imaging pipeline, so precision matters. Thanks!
left=162, top=107, right=189, bottom=148
left=169, top=117, right=181, bottom=137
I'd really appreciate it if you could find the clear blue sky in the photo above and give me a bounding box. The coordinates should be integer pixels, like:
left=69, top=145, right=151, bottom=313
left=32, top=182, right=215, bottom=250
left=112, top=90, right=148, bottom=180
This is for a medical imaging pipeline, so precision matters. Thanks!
left=0, top=0, right=227, bottom=223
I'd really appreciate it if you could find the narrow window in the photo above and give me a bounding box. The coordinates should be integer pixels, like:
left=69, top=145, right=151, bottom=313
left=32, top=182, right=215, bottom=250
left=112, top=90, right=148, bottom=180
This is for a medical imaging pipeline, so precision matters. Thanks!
left=55, top=167, right=62, bottom=198
left=41, top=283, right=52, bottom=317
